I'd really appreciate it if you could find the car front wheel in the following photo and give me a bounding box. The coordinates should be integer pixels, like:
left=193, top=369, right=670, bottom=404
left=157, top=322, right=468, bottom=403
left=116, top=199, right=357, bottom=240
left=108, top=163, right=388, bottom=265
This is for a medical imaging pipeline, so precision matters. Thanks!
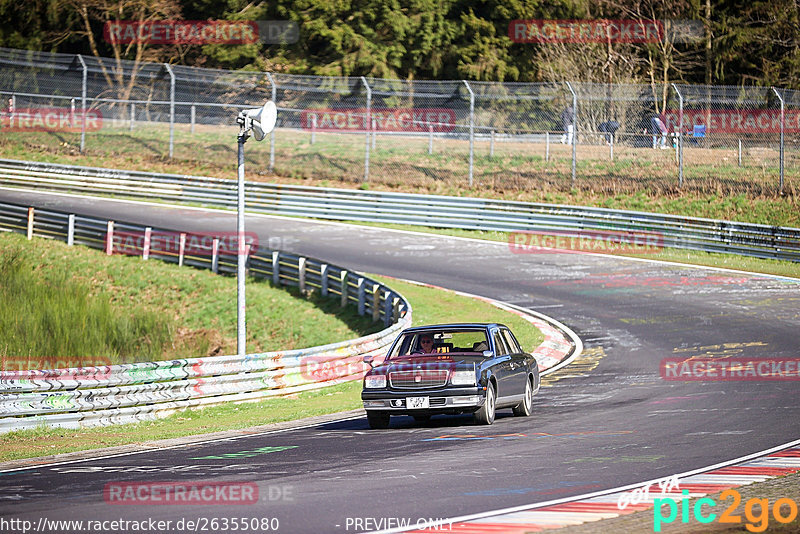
left=474, top=383, right=496, bottom=425
left=513, top=377, right=533, bottom=417
left=367, top=412, right=390, bottom=429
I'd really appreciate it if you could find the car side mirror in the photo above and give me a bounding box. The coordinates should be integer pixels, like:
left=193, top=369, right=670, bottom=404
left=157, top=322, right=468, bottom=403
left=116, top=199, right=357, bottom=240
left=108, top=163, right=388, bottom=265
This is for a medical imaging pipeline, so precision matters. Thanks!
left=364, top=356, right=376, bottom=368
left=483, top=350, right=494, bottom=358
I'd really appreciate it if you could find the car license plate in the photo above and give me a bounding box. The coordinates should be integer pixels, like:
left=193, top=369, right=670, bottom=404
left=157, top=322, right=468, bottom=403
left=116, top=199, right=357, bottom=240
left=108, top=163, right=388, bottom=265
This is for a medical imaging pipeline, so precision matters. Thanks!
left=406, top=397, right=429, bottom=409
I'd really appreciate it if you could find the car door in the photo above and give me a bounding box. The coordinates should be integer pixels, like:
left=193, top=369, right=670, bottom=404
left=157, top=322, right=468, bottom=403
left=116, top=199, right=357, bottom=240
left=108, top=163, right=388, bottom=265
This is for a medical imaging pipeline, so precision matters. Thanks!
left=501, top=328, right=528, bottom=394
left=490, top=329, right=516, bottom=402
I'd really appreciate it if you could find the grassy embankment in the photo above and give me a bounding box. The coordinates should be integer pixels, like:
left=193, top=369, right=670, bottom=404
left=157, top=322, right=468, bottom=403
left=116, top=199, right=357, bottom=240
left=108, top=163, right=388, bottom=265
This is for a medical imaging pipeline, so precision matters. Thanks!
left=0, top=232, right=544, bottom=461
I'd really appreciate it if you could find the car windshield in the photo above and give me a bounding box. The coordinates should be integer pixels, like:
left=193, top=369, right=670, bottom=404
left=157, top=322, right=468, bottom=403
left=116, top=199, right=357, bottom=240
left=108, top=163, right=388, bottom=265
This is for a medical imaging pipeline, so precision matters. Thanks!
left=387, top=329, right=489, bottom=359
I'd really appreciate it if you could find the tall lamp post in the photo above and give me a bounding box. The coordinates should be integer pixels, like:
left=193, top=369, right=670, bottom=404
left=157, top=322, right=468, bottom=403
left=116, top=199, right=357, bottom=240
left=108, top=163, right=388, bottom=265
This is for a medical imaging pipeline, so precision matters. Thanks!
left=236, top=101, right=277, bottom=357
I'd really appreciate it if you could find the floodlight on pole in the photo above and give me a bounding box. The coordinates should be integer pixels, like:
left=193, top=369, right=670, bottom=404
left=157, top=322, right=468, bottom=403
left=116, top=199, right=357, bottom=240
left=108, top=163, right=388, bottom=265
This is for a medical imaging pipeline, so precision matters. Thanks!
left=235, top=101, right=277, bottom=358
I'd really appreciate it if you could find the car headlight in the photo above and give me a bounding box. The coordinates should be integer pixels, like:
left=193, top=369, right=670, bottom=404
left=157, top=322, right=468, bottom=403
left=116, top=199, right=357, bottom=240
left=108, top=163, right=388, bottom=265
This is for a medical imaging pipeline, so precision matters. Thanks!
left=451, top=369, right=476, bottom=386
left=364, top=375, right=387, bottom=389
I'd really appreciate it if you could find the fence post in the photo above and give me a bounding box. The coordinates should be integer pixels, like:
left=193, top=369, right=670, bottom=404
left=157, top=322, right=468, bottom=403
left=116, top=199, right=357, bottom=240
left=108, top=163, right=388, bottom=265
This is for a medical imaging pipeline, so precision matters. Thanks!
left=67, top=214, right=75, bottom=246
left=105, top=221, right=114, bottom=255
left=130, top=102, right=135, bottom=131
left=383, top=291, right=393, bottom=327
left=190, top=104, right=196, bottom=134
left=143, top=227, right=151, bottom=260
left=490, top=129, right=495, bottom=158
left=609, top=132, right=614, bottom=161
left=546, top=131, right=550, bottom=161
left=428, top=124, right=433, bottom=154
left=178, top=232, right=186, bottom=266
left=772, top=87, right=785, bottom=193
left=70, top=98, right=76, bottom=128
left=672, top=83, right=684, bottom=188
left=272, top=250, right=280, bottom=285
left=372, top=283, right=380, bottom=322
left=163, top=63, right=175, bottom=159
left=298, top=256, right=307, bottom=293
left=340, top=270, right=348, bottom=307
left=565, top=82, right=577, bottom=187
left=76, top=55, right=87, bottom=153
left=463, top=80, right=475, bottom=187
left=311, top=114, right=317, bottom=144
left=361, top=76, right=371, bottom=183
left=738, top=139, right=742, bottom=166
left=320, top=263, right=329, bottom=296
left=27, top=207, right=34, bottom=240
left=357, top=277, right=366, bottom=315
left=211, top=237, right=219, bottom=273
left=266, top=72, right=277, bottom=172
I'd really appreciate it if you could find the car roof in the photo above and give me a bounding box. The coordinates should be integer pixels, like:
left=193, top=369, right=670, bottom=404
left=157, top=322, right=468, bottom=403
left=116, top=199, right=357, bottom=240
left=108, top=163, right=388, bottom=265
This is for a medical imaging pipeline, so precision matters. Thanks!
left=401, top=323, right=508, bottom=332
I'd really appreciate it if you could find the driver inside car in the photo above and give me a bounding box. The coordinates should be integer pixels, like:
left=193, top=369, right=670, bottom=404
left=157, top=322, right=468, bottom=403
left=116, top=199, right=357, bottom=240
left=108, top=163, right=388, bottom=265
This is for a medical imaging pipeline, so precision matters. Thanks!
left=415, top=334, right=435, bottom=353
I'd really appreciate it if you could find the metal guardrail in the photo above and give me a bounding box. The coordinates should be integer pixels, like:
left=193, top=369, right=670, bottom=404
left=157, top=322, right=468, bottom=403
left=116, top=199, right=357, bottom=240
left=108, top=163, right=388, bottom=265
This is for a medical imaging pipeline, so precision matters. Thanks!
left=0, top=201, right=412, bottom=433
left=1, top=158, right=798, bottom=262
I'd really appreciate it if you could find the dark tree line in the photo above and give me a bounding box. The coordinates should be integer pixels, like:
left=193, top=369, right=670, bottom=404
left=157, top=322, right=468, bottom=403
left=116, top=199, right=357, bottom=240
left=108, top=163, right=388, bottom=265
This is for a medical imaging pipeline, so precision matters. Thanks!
left=2, top=0, right=799, bottom=88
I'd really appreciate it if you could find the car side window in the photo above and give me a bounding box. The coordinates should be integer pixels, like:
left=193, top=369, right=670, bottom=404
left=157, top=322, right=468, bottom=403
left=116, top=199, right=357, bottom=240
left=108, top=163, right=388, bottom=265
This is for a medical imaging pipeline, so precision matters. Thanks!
left=501, top=329, right=521, bottom=353
left=492, top=332, right=509, bottom=356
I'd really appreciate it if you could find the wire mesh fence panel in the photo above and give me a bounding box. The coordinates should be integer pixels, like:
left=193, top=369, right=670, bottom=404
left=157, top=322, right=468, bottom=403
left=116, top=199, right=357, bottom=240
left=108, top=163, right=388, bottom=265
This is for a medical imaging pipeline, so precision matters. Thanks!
left=0, top=46, right=794, bottom=198
left=674, top=85, right=784, bottom=196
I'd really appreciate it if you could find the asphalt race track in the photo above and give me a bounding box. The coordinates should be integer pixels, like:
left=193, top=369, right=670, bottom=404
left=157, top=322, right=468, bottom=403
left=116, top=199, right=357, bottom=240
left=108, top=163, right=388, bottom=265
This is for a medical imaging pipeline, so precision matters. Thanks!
left=1, top=189, right=799, bottom=534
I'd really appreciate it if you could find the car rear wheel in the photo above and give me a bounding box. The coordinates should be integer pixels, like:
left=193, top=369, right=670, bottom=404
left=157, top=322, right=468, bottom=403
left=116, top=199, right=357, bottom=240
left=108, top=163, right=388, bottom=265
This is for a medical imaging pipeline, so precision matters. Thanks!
left=513, top=377, right=533, bottom=417
left=367, top=412, right=390, bottom=429
left=474, top=383, right=496, bottom=425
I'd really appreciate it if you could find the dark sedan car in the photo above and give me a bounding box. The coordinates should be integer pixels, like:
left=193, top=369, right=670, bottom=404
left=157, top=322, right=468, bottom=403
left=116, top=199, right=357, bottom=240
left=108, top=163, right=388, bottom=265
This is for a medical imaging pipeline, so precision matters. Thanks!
left=361, top=323, right=540, bottom=428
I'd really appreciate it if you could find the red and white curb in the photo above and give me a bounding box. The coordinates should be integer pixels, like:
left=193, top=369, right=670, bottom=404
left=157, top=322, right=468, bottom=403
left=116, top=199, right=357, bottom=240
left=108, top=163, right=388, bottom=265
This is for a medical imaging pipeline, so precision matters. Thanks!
left=387, top=441, right=800, bottom=534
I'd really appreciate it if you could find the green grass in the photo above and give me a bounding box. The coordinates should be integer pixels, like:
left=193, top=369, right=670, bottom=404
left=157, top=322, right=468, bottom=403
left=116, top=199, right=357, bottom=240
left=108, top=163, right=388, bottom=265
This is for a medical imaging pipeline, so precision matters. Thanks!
left=0, top=238, right=544, bottom=461
left=0, top=230, right=382, bottom=368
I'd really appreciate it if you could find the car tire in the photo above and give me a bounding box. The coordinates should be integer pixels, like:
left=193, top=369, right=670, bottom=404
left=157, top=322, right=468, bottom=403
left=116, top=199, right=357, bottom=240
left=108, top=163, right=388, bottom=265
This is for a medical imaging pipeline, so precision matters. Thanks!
left=474, top=383, right=496, bottom=425
left=367, top=412, right=390, bottom=429
left=513, top=377, right=533, bottom=417
left=412, top=415, right=432, bottom=423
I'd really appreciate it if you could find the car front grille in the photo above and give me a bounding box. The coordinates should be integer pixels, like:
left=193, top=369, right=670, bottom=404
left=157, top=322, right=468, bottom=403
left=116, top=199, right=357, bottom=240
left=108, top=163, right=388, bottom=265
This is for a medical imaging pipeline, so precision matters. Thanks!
left=389, top=369, right=449, bottom=389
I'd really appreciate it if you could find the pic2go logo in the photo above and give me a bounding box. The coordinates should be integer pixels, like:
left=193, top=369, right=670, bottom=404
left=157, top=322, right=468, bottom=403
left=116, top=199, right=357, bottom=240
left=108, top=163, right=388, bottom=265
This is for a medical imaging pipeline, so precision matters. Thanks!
left=654, top=489, right=799, bottom=532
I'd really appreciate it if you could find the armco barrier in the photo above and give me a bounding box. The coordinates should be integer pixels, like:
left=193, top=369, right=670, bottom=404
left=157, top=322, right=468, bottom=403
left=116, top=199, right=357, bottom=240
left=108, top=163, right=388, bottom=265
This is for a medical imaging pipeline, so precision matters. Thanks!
left=1, top=158, right=798, bottom=262
left=0, top=201, right=411, bottom=433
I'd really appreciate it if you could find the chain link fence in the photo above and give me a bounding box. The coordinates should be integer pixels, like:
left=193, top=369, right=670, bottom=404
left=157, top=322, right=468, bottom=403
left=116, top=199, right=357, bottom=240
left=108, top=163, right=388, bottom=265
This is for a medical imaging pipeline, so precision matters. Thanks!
left=0, top=47, right=795, bottom=196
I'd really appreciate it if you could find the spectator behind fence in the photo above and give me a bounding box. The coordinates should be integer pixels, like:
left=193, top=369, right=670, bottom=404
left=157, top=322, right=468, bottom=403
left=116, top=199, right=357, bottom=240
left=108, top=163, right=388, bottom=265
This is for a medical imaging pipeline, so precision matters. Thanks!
left=650, top=115, right=669, bottom=149
left=560, top=105, right=574, bottom=145
left=598, top=120, right=620, bottom=144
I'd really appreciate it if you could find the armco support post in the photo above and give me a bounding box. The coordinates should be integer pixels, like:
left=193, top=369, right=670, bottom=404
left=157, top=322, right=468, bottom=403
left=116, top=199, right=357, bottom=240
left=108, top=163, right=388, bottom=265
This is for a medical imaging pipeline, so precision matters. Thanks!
left=105, top=221, right=114, bottom=255
left=320, top=264, right=329, bottom=296
left=372, top=284, right=380, bottom=322
left=340, top=270, right=348, bottom=307
left=67, top=214, right=75, bottom=246
left=212, top=238, right=219, bottom=273
left=357, top=277, right=365, bottom=315
left=298, top=256, right=307, bottom=293
left=143, top=227, right=151, bottom=260
left=272, top=251, right=280, bottom=285
left=672, top=83, right=684, bottom=188
left=27, top=207, right=33, bottom=240
left=163, top=63, right=175, bottom=159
